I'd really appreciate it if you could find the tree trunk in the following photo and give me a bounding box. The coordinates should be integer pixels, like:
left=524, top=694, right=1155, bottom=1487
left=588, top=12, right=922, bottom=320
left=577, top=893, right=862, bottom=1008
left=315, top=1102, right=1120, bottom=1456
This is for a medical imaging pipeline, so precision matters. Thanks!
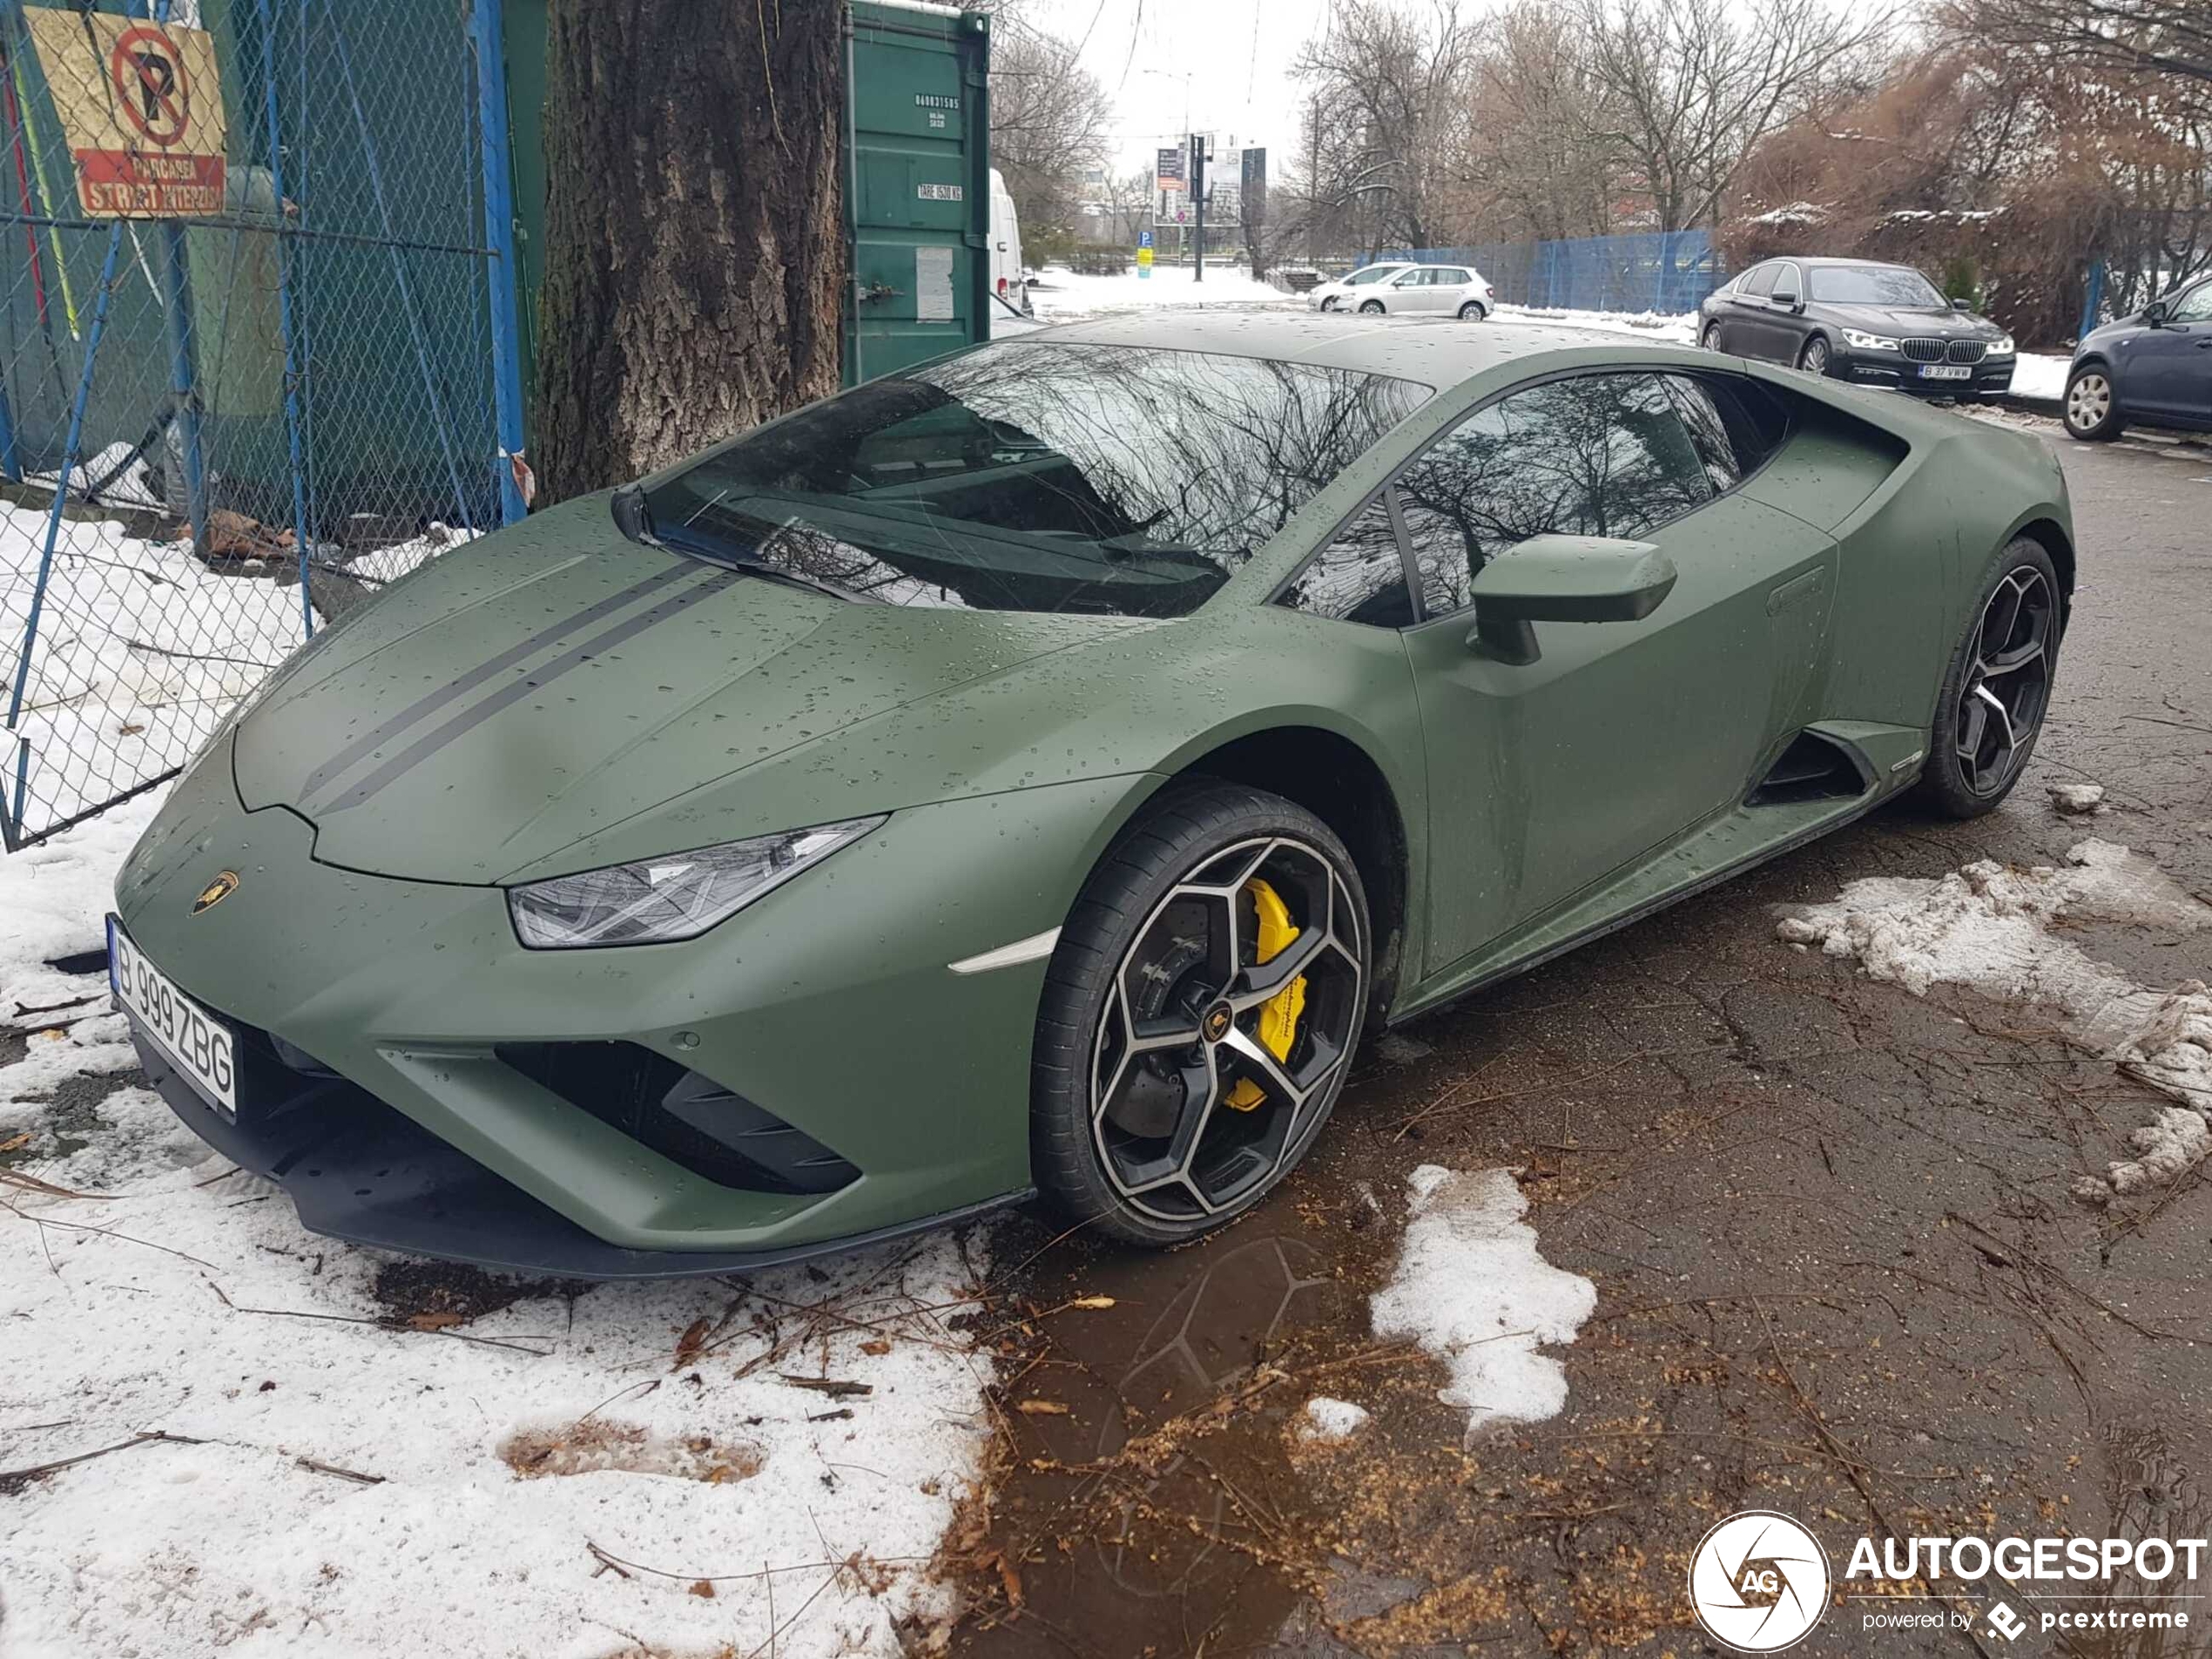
left=534, top=0, right=846, bottom=506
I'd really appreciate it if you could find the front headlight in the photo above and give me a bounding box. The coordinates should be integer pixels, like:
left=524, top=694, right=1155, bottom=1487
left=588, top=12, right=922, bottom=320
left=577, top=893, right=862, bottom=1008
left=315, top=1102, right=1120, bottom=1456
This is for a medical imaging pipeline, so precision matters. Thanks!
left=1841, top=329, right=1900, bottom=351
left=1988, top=334, right=2016, bottom=355
left=508, top=816, right=886, bottom=948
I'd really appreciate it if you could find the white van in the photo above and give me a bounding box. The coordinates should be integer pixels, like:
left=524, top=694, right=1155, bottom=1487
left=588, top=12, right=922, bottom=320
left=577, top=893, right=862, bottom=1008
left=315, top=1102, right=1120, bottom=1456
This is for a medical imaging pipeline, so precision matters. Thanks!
left=988, top=169, right=1028, bottom=320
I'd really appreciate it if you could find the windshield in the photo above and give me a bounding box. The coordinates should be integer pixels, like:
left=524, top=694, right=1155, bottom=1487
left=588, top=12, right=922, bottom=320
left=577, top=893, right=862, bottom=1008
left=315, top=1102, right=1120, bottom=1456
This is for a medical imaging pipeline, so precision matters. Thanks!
left=639, top=341, right=1431, bottom=619
left=1345, top=266, right=1403, bottom=286
left=1808, top=266, right=1948, bottom=308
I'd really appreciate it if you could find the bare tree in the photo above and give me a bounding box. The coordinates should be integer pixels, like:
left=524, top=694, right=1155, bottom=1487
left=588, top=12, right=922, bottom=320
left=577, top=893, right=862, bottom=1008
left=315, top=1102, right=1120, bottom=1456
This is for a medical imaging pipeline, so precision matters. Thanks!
left=1952, top=0, right=2212, bottom=85
left=1577, top=0, right=1893, bottom=232
left=1463, top=4, right=1622, bottom=242
left=1294, top=0, right=1478, bottom=252
left=988, top=18, right=1113, bottom=244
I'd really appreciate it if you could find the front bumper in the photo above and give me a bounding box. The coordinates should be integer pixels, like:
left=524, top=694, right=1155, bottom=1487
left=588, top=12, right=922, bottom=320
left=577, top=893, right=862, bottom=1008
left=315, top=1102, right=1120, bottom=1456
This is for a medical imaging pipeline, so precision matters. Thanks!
left=114, top=745, right=1145, bottom=1274
left=1838, top=349, right=2015, bottom=398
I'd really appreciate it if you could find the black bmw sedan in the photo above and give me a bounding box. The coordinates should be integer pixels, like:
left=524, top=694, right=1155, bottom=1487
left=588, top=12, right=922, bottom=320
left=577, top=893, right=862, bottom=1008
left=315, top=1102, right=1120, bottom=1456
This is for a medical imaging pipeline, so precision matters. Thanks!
left=1700, top=257, right=2015, bottom=399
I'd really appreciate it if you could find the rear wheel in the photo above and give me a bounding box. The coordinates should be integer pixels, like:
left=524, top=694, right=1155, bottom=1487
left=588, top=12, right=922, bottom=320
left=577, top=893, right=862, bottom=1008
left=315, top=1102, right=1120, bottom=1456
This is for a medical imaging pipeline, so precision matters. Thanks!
left=1032, top=785, right=1370, bottom=1245
left=1359, top=299, right=1386, bottom=315
left=1798, top=335, right=1832, bottom=376
left=2063, top=365, right=2122, bottom=441
left=1457, top=300, right=1487, bottom=321
left=1915, top=538, right=2061, bottom=818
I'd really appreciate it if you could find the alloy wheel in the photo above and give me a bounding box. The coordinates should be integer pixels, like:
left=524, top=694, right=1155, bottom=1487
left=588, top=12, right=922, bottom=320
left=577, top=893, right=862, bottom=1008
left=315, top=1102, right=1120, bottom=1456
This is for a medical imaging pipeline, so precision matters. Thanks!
left=1089, top=837, right=1362, bottom=1224
left=1703, top=324, right=1722, bottom=351
left=2066, top=373, right=2113, bottom=435
left=1801, top=337, right=1830, bottom=375
left=1954, top=567, right=2054, bottom=796
left=1359, top=300, right=1385, bottom=314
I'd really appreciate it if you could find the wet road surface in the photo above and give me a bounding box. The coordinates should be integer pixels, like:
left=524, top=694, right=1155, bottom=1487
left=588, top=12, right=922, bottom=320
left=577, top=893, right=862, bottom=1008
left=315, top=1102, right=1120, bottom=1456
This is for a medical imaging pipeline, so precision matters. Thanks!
left=954, top=422, right=2212, bottom=1657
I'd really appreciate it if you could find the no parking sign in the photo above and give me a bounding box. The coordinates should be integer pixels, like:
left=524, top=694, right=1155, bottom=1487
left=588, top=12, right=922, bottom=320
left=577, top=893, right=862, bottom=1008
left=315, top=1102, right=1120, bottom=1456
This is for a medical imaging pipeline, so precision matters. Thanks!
left=24, top=8, right=227, bottom=217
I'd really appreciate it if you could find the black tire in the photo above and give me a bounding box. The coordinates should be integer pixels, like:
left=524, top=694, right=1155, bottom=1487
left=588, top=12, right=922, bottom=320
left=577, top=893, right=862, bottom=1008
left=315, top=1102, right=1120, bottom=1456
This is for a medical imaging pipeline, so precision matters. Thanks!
left=1359, top=299, right=1386, bottom=315
left=1032, top=783, right=1371, bottom=1246
left=2063, top=363, right=2123, bottom=442
left=1915, top=537, right=2063, bottom=818
left=1318, top=296, right=1337, bottom=312
left=1457, top=300, right=1487, bottom=321
left=1798, top=334, right=1832, bottom=376
left=1702, top=322, right=1723, bottom=352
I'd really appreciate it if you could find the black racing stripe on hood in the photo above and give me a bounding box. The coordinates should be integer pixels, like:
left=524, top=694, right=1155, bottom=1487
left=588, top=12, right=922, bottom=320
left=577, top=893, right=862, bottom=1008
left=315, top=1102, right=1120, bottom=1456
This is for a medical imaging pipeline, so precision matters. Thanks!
left=297, top=560, right=697, bottom=801
left=315, top=569, right=740, bottom=815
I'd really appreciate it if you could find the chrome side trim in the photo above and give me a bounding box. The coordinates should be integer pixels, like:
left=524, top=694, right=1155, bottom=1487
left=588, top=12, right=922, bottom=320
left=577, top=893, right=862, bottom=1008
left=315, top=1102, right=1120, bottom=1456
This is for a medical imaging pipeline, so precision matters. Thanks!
left=948, top=927, right=1062, bottom=975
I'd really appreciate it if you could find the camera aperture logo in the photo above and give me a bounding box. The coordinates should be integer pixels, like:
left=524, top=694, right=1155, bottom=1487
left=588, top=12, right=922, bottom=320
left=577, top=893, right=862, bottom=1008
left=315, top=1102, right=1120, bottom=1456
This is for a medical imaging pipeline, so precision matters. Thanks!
left=1689, top=1511, right=1833, bottom=1652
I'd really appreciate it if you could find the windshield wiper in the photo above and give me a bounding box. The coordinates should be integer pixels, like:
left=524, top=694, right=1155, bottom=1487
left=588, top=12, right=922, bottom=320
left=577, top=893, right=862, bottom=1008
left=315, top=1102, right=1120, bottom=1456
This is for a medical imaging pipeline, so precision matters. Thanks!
left=612, top=486, right=866, bottom=604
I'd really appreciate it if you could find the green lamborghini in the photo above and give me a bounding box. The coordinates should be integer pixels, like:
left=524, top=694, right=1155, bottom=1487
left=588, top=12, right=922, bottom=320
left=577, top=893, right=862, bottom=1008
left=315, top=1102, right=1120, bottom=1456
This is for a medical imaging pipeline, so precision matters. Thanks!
left=111, top=314, right=2073, bottom=1274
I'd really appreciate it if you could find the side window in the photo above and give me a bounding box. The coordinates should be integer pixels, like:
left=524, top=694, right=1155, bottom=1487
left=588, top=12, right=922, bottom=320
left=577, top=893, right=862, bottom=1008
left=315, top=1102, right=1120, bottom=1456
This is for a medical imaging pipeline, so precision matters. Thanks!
left=1770, top=262, right=1803, bottom=301
left=1276, top=497, right=1415, bottom=628
left=1397, top=374, right=1716, bottom=616
left=2172, top=280, right=2212, bottom=323
left=1662, top=374, right=1794, bottom=491
left=1738, top=264, right=1777, bottom=298
left=1440, top=268, right=1469, bottom=285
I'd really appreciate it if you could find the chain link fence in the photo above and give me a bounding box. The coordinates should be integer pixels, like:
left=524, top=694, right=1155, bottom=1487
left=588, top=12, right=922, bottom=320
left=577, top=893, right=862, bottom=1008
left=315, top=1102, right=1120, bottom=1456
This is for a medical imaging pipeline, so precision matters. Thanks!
left=1386, top=231, right=1727, bottom=317
left=1, top=0, right=519, bottom=850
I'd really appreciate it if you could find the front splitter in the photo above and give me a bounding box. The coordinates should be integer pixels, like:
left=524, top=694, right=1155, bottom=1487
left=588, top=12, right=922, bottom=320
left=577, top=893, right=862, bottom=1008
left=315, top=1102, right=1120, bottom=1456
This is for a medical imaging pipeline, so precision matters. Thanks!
left=128, top=1024, right=1030, bottom=1280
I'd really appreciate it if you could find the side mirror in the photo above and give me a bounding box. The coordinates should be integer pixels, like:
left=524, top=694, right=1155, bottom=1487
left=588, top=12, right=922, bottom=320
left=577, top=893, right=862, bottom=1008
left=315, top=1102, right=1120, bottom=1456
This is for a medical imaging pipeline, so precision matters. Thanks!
left=2144, top=300, right=2169, bottom=327
left=1465, top=535, right=1678, bottom=664
left=1952, top=297, right=1972, bottom=311
left=1770, top=289, right=1799, bottom=310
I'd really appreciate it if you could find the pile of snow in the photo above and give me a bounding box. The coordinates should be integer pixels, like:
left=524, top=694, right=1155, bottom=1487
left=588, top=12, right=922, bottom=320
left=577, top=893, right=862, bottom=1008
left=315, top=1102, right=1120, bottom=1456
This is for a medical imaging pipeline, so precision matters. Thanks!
left=0, top=819, right=999, bottom=1659
left=1777, top=840, right=2212, bottom=1198
left=1493, top=304, right=1699, bottom=345
left=1294, top=1397, right=1372, bottom=1445
left=2049, top=781, right=2107, bottom=816
left=1367, top=1166, right=1596, bottom=1443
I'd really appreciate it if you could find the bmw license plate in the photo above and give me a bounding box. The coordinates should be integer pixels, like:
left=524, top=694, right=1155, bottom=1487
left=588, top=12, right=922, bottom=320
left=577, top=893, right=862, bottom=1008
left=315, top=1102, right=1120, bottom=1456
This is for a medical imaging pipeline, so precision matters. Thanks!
left=1919, top=363, right=1973, bottom=381
left=108, top=917, right=237, bottom=1117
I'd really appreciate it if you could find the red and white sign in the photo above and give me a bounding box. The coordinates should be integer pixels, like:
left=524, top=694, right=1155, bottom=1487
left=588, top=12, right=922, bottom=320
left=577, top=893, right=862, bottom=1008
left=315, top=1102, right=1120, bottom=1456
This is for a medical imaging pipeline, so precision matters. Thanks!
left=25, top=9, right=227, bottom=218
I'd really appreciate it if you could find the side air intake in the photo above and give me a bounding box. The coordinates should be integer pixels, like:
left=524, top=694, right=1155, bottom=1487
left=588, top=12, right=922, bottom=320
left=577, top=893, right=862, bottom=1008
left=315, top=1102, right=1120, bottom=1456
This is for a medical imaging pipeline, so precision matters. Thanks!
left=1748, top=731, right=1872, bottom=806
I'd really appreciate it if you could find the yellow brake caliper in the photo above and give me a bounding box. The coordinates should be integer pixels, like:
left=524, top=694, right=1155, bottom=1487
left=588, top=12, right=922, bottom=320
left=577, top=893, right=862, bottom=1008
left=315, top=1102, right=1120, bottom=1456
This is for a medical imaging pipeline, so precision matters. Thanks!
left=1223, top=878, right=1306, bottom=1111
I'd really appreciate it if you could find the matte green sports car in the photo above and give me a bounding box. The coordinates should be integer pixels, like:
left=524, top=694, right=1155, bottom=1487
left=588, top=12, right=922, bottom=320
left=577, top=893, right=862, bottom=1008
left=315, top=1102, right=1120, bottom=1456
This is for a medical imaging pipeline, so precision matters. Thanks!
left=111, top=314, right=2073, bottom=1273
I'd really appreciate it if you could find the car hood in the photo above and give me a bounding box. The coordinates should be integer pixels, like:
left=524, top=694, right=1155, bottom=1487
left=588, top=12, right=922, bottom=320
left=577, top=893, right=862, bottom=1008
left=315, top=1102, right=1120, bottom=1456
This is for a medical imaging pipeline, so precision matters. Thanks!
left=1817, top=302, right=2001, bottom=338
left=232, top=496, right=1132, bottom=884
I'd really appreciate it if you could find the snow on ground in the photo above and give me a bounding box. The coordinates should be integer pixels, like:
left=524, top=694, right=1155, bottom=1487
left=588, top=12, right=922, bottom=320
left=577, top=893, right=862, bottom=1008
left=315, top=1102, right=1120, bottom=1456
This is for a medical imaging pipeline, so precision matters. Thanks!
left=1493, top=303, right=1698, bottom=345
left=1366, top=1166, right=1596, bottom=1444
left=2013, top=353, right=2068, bottom=403
left=1777, top=839, right=2212, bottom=1198
left=0, top=819, right=999, bottom=1659
left=1293, top=1397, right=1372, bottom=1446
left=0, top=490, right=462, bottom=840
left=1022, top=263, right=1300, bottom=327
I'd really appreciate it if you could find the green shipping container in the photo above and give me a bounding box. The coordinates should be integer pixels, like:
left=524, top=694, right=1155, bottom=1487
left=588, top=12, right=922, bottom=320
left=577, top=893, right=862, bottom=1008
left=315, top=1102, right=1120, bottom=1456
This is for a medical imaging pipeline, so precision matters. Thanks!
left=501, top=0, right=992, bottom=431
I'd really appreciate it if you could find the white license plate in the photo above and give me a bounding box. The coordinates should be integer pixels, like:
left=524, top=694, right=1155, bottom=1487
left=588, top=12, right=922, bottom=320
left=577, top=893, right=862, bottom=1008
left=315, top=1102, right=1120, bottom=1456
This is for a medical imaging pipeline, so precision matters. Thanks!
left=1919, top=363, right=1973, bottom=381
left=109, top=918, right=237, bottom=1116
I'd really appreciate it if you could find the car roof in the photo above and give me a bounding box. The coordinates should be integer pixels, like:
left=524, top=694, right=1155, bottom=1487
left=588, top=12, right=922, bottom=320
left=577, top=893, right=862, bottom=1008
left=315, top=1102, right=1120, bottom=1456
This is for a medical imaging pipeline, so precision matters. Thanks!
left=1745, top=255, right=1921, bottom=271
left=1011, top=312, right=1673, bottom=388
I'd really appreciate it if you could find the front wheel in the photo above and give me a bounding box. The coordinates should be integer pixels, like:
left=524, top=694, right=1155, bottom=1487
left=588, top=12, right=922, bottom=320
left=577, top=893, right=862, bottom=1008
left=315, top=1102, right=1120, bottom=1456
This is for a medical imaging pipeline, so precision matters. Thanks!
left=1031, top=784, right=1370, bottom=1245
left=1318, top=296, right=1337, bottom=313
left=2063, top=366, right=2123, bottom=441
left=1914, top=538, right=2061, bottom=818
left=1457, top=300, right=1487, bottom=321
left=1798, top=335, right=1832, bottom=376
left=1358, top=299, right=1386, bottom=315
left=1702, top=322, right=1723, bottom=352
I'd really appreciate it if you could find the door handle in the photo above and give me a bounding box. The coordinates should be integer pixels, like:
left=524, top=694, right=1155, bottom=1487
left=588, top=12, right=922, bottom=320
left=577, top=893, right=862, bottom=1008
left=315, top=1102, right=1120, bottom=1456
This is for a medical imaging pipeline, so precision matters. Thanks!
left=2195, top=337, right=2212, bottom=349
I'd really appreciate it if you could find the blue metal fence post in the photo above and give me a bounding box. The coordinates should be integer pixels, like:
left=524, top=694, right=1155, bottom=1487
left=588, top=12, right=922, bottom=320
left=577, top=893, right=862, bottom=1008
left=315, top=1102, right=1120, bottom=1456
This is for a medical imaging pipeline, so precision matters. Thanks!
left=2078, top=260, right=2106, bottom=342
left=6, top=224, right=123, bottom=840
left=254, top=0, right=316, bottom=636
left=470, top=0, right=526, bottom=525
left=128, top=0, right=211, bottom=551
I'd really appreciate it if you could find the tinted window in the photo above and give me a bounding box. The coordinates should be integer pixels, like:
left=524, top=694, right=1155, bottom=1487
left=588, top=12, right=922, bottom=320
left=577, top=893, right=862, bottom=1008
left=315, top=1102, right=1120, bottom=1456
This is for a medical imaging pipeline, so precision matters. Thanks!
left=2170, top=280, right=2212, bottom=323
left=1398, top=374, right=1716, bottom=615
left=1662, top=374, right=1792, bottom=490
left=1738, top=264, right=1777, bottom=298
left=1770, top=262, right=1804, bottom=300
left=642, top=342, right=1431, bottom=620
left=1277, top=497, right=1414, bottom=628
left=1806, top=265, right=1946, bottom=307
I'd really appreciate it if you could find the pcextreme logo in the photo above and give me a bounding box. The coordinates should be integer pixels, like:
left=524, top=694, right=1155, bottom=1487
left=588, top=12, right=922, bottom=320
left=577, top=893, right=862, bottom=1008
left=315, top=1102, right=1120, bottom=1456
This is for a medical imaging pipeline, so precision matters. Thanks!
left=1688, top=1510, right=2209, bottom=1649
left=1689, top=1512, right=1831, bottom=1651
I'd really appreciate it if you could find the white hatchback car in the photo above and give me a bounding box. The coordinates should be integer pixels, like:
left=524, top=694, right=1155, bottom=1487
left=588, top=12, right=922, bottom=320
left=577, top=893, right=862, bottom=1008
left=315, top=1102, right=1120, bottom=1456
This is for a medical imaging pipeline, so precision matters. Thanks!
left=1352, top=262, right=1494, bottom=320
left=1308, top=262, right=1414, bottom=311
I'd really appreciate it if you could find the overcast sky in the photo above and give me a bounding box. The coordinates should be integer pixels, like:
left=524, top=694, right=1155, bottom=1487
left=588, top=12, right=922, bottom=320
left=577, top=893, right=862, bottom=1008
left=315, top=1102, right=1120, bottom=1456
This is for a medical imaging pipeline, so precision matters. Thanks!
left=1008, top=0, right=1336, bottom=174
